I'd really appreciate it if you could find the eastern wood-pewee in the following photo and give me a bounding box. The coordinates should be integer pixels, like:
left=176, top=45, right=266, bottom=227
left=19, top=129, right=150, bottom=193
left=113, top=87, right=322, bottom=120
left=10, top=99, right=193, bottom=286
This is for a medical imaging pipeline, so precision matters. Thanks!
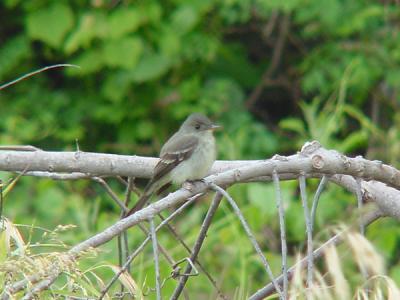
left=125, top=113, right=220, bottom=216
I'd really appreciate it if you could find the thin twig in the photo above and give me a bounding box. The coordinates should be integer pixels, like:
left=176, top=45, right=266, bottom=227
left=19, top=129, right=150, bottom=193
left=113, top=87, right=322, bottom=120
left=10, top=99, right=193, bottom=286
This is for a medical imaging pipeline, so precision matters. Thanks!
left=117, top=231, right=124, bottom=294
left=0, top=64, right=80, bottom=90
left=95, top=177, right=175, bottom=265
left=246, top=14, right=290, bottom=109
left=92, top=177, right=127, bottom=211
left=209, top=183, right=283, bottom=299
left=117, top=177, right=134, bottom=294
left=299, top=174, right=313, bottom=289
left=21, top=277, right=55, bottom=300
left=0, top=145, right=41, bottom=151
left=272, top=170, right=288, bottom=299
left=98, top=194, right=201, bottom=299
left=123, top=177, right=134, bottom=272
left=158, top=213, right=228, bottom=300
left=170, top=193, right=224, bottom=300
left=94, top=176, right=175, bottom=294
left=116, top=176, right=142, bottom=197
left=18, top=171, right=91, bottom=180
left=150, top=218, right=162, bottom=299
left=139, top=223, right=175, bottom=265
left=356, top=178, right=365, bottom=235
left=262, top=10, right=279, bottom=41
left=310, top=176, right=328, bottom=231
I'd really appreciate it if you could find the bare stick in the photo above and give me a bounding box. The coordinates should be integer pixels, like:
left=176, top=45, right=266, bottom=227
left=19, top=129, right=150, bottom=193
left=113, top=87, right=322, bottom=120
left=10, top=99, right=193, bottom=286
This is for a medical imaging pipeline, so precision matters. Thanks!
left=21, top=277, right=54, bottom=300
left=117, top=176, right=142, bottom=197
left=98, top=194, right=200, bottom=299
left=150, top=218, right=162, bottom=299
left=170, top=192, right=223, bottom=300
left=18, top=171, right=90, bottom=180
left=0, top=64, right=80, bottom=90
left=299, top=174, right=313, bottom=289
left=158, top=214, right=228, bottom=300
left=310, top=176, right=328, bottom=231
left=122, top=177, right=134, bottom=272
left=93, top=177, right=173, bottom=295
left=356, top=178, right=365, bottom=235
left=272, top=170, right=288, bottom=299
left=94, top=177, right=174, bottom=265
left=92, top=177, right=126, bottom=211
left=209, top=183, right=283, bottom=299
left=246, top=15, right=290, bottom=109
left=248, top=209, right=385, bottom=300
left=3, top=142, right=400, bottom=197
left=117, top=177, right=134, bottom=293
left=0, top=145, right=41, bottom=152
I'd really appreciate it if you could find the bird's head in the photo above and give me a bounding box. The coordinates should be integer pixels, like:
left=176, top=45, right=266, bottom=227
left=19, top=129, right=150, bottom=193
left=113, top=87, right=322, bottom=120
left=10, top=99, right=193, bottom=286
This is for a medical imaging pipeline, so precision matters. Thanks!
left=180, top=113, right=221, bottom=134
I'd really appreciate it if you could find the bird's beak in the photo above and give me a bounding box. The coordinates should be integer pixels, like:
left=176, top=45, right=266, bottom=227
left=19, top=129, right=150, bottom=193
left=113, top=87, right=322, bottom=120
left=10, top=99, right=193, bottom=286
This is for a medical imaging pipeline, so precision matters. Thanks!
left=208, top=124, right=222, bottom=131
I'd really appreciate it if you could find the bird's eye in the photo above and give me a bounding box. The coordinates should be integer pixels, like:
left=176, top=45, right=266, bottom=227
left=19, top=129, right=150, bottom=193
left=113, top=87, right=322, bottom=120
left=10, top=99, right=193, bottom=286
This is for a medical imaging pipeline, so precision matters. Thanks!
left=195, top=124, right=201, bottom=130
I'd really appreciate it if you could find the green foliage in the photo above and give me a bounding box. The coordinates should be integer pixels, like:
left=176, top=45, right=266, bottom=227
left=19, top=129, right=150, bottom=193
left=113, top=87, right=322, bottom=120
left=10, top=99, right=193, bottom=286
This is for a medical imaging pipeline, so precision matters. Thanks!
left=1, top=0, right=400, bottom=298
left=26, top=3, right=74, bottom=48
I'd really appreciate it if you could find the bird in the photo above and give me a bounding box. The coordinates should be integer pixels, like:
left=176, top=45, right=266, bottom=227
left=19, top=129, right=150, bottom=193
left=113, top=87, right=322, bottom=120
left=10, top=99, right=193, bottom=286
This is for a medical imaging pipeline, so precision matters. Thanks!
left=125, top=113, right=220, bottom=216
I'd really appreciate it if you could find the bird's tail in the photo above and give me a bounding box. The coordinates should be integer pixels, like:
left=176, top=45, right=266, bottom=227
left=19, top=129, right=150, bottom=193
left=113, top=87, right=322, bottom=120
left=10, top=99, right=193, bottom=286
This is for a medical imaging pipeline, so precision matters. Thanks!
left=125, top=193, right=151, bottom=217
left=125, top=180, right=156, bottom=217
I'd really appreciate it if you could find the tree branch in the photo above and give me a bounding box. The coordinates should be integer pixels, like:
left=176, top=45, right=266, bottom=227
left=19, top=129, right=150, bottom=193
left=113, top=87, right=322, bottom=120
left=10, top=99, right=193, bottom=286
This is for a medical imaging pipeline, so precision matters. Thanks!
left=2, top=141, right=400, bottom=296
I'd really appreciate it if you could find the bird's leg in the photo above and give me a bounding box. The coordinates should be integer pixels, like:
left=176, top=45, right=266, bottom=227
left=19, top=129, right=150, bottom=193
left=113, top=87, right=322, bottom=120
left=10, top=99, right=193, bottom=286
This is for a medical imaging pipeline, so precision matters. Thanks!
left=182, top=181, right=196, bottom=192
left=182, top=179, right=207, bottom=192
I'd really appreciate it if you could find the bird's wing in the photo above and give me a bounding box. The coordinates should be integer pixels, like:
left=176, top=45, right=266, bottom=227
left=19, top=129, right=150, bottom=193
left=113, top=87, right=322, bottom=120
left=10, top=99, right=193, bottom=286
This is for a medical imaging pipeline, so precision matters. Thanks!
left=152, top=134, right=199, bottom=182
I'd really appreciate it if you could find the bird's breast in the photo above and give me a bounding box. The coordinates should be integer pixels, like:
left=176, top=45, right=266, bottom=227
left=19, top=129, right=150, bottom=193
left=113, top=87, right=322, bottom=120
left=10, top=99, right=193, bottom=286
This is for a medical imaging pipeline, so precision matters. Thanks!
left=171, top=133, right=216, bottom=184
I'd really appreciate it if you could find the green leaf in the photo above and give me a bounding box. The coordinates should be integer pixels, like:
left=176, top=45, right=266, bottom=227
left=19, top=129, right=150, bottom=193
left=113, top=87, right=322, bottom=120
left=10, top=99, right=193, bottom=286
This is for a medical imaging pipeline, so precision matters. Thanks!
left=108, top=8, right=142, bottom=39
left=286, top=201, right=306, bottom=242
left=159, top=28, right=181, bottom=58
left=68, top=50, right=104, bottom=75
left=212, top=44, right=261, bottom=89
left=102, top=37, right=143, bottom=69
left=130, top=54, right=170, bottom=82
left=171, top=5, right=199, bottom=35
left=26, top=3, right=74, bottom=48
left=64, top=11, right=108, bottom=54
left=247, top=183, right=277, bottom=217
left=102, top=70, right=134, bottom=102
left=4, top=0, right=21, bottom=8
left=339, top=131, right=367, bottom=153
left=0, top=35, right=29, bottom=80
left=279, top=118, right=306, bottom=136
left=368, top=221, right=399, bottom=259
left=134, top=120, right=156, bottom=139
left=35, top=183, right=66, bottom=222
left=138, top=2, right=162, bottom=24
left=389, top=264, right=400, bottom=285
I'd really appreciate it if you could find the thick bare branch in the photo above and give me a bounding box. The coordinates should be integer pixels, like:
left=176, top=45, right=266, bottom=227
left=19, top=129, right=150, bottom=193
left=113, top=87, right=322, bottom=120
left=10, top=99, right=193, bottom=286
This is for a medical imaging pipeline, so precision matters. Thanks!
left=1, top=141, right=400, bottom=194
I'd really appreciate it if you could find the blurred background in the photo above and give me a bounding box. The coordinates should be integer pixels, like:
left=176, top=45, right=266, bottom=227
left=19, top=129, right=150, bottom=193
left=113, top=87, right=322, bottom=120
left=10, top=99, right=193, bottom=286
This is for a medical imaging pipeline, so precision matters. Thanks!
left=1, top=0, right=400, bottom=298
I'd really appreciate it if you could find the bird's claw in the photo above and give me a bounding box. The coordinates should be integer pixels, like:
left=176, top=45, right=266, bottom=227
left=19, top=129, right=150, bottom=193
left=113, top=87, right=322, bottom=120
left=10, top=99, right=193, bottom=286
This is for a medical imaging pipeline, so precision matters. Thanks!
left=182, top=181, right=196, bottom=192
left=183, top=179, right=210, bottom=192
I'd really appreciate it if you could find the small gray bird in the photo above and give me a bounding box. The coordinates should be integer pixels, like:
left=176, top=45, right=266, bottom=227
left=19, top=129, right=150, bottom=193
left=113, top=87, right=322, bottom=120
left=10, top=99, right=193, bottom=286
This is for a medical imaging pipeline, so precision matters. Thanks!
left=126, top=113, right=219, bottom=216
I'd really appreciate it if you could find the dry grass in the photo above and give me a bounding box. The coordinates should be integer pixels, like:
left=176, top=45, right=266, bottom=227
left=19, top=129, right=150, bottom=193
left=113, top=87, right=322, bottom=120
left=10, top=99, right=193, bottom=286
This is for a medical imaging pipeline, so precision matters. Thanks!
left=0, top=217, right=397, bottom=299
left=0, top=217, right=142, bottom=299
left=288, top=228, right=399, bottom=300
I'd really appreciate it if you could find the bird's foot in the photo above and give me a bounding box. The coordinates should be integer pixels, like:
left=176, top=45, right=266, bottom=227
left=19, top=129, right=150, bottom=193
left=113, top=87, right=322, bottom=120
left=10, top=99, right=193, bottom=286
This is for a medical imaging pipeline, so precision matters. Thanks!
left=182, top=179, right=209, bottom=192
left=182, top=180, right=196, bottom=192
